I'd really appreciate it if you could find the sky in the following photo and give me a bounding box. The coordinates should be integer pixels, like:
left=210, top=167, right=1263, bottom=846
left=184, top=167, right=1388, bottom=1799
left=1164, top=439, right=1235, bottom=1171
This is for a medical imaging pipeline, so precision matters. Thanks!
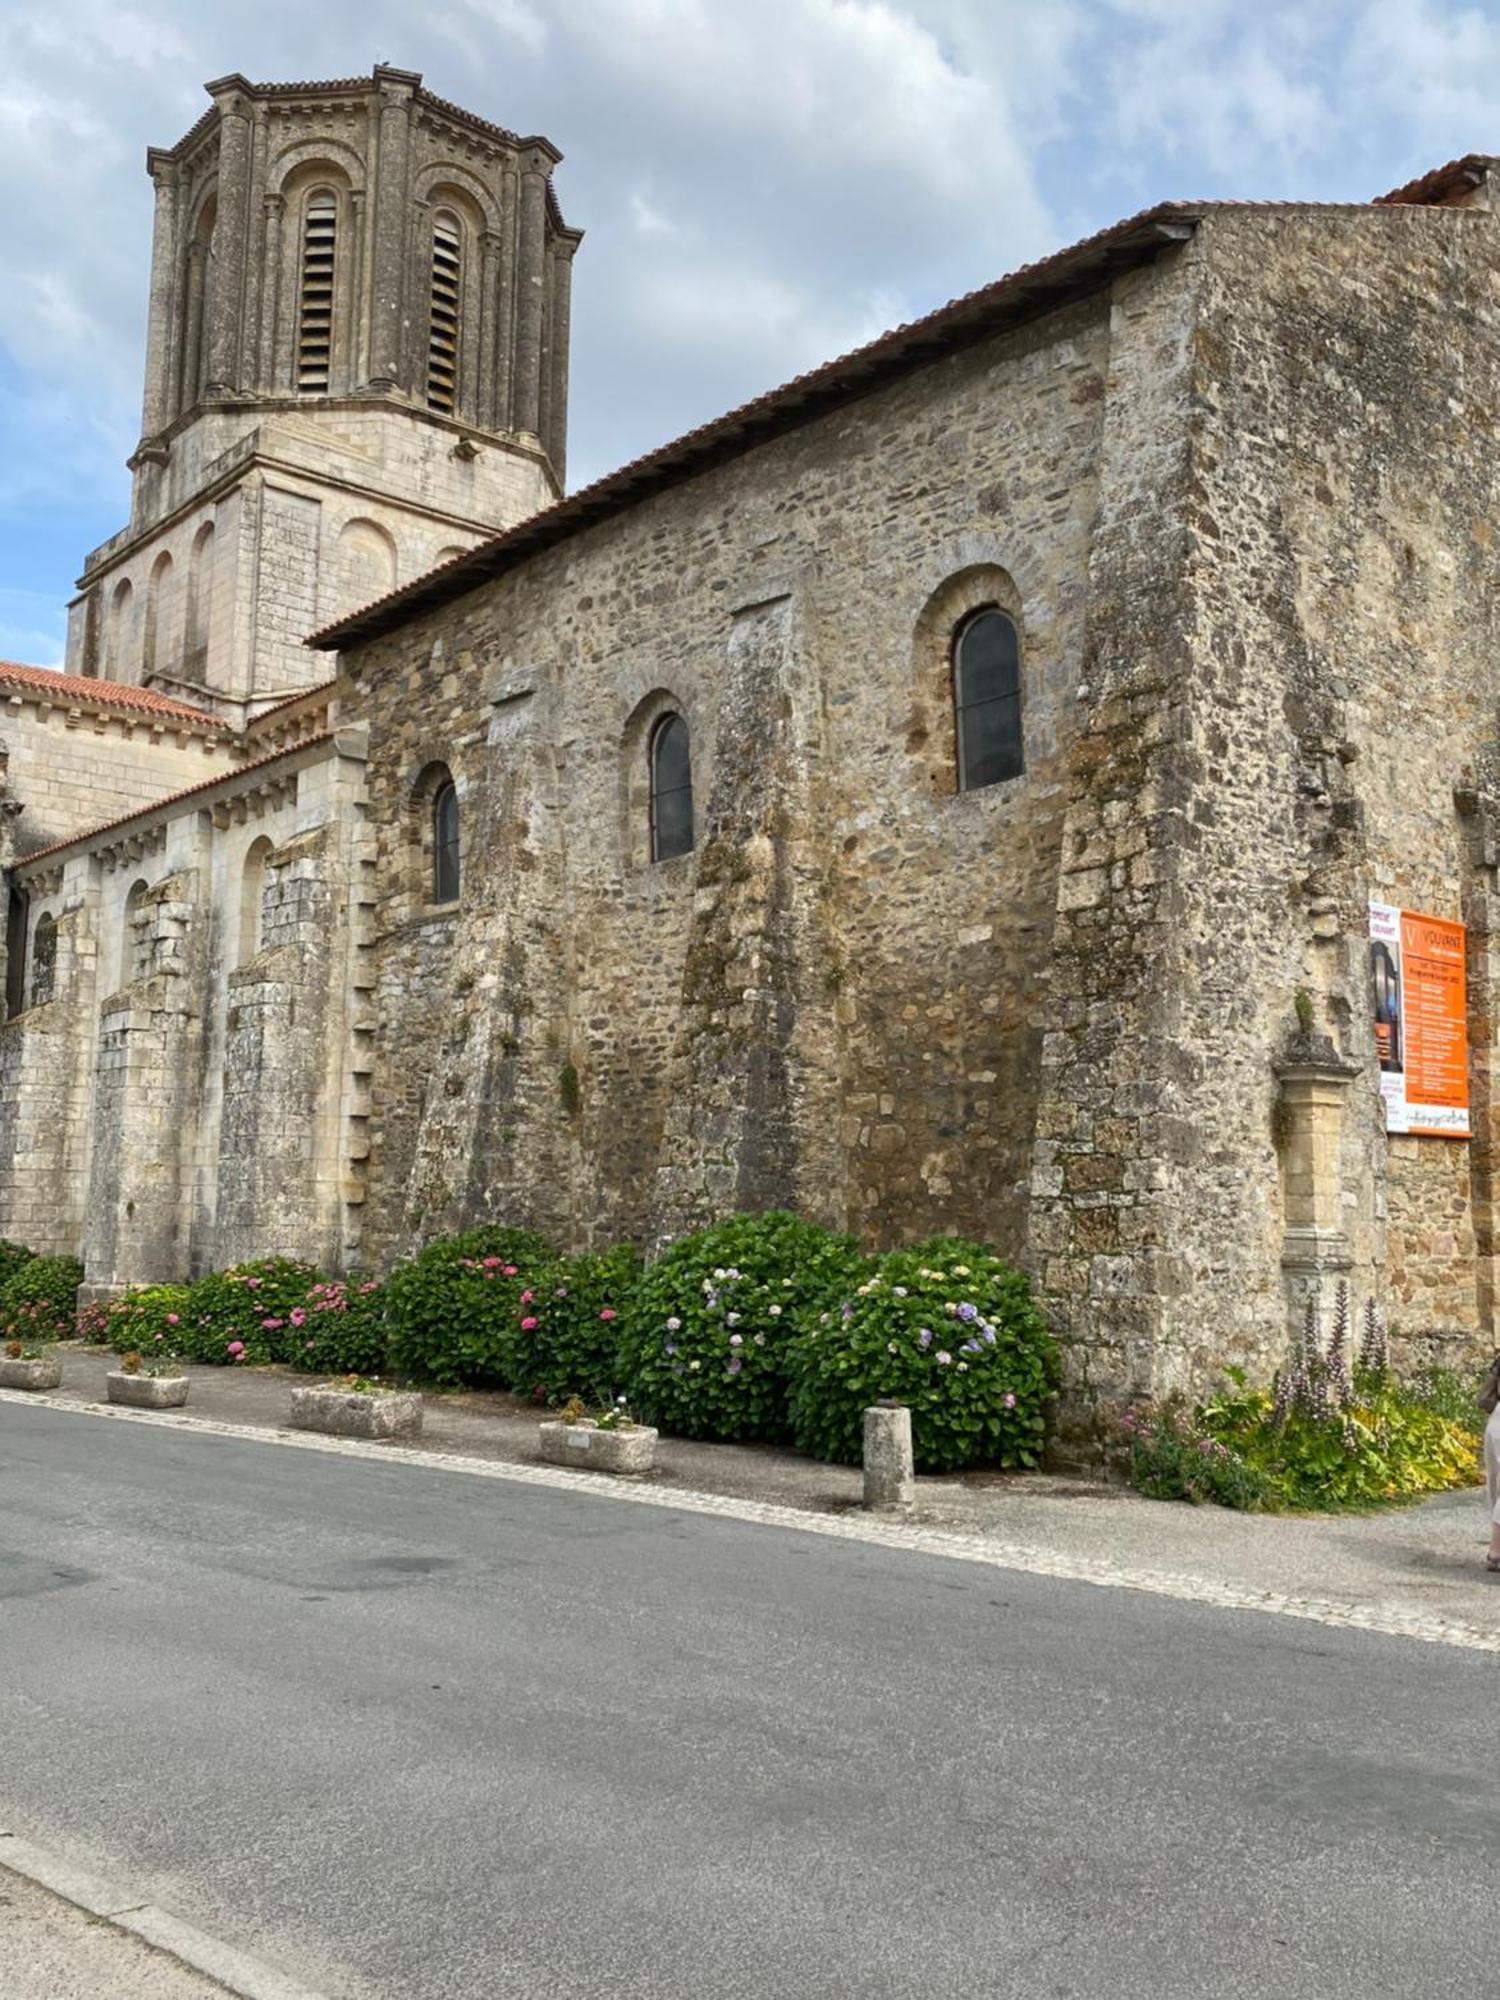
left=2, top=0, right=1499, bottom=667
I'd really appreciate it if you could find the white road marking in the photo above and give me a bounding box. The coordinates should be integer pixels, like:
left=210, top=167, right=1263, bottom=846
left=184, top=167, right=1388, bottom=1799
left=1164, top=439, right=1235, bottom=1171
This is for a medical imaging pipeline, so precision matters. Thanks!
left=3, top=1384, right=1498, bottom=1656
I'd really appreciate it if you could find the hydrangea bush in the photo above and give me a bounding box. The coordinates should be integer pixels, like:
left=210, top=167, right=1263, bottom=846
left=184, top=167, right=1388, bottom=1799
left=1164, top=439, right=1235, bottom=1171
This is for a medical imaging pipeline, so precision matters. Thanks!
left=0, top=1254, right=85, bottom=1344
left=788, top=1237, right=1059, bottom=1473
left=0, top=1240, right=36, bottom=1290
left=286, top=1277, right=389, bottom=1376
left=618, top=1213, right=864, bottom=1442
left=179, top=1257, right=322, bottom=1364
left=384, top=1225, right=554, bottom=1386
left=505, top=1245, right=642, bottom=1404
left=102, top=1284, right=193, bottom=1358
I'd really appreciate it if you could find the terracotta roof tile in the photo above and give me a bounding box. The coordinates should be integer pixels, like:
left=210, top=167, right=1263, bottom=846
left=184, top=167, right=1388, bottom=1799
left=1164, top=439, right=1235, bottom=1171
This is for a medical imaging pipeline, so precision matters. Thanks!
left=1375, top=155, right=1496, bottom=206
left=14, top=732, right=337, bottom=871
left=0, top=661, right=225, bottom=729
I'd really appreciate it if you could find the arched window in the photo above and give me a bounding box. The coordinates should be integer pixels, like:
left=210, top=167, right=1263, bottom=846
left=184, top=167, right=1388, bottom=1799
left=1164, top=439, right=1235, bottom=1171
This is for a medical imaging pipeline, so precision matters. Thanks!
left=953, top=607, right=1023, bottom=792
left=30, top=914, right=57, bottom=1009
left=185, top=520, right=215, bottom=678
left=296, top=192, right=338, bottom=391
left=336, top=519, right=398, bottom=619
left=6, top=886, right=28, bottom=1020
left=649, top=713, right=694, bottom=862
left=426, top=211, right=463, bottom=414
left=121, top=879, right=149, bottom=987
left=107, top=578, right=134, bottom=680
left=239, top=838, right=273, bottom=963
left=184, top=193, right=217, bottom=408
left=144, top=551, right=173, bottom=680
left=433, top=781, right=461, bottom=902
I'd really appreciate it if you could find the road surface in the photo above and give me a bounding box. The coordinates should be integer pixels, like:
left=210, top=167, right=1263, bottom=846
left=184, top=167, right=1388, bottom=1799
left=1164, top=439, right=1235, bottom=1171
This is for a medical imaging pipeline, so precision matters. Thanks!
left=2, top=1403, right=1493, bottom=1997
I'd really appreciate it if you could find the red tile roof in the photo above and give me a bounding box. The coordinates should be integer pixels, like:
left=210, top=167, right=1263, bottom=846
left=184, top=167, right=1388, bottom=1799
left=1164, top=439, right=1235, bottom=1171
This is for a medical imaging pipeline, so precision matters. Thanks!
left=1375, top=155, right=1495, bottom=207
left=0, top=661, right=225, bottom=729
left=13, top=732, right=337, bottom=871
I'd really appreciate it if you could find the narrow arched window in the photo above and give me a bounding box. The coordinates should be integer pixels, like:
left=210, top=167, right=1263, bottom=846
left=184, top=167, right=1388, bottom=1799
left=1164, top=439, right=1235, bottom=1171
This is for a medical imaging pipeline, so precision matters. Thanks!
left=185, top=520, right=215, bottom=678
left=426, top=212, right=462, bottom=413
left=30, top=914, right=57, bottom=1009
left=144, top=551, right=173, bottom=680
left=649, top=713, right=694, bottom=862
left=296, top=192, right=338, bottom=391
left=953, top=607, right=1023, bottom=791
left=121, top=880, right=149, bottom=987
left=107, top=578, right=134, bottom=680
left=6, top=887, right=29, bottom=1019
left=433, top=781, right=461, bottom=902
left=240, top=838, right=273, bottom=964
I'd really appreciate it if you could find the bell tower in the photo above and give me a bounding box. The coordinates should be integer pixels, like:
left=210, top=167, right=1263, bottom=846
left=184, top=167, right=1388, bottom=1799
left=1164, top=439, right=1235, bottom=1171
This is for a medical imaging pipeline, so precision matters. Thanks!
left=66, top=65, right=581, bottom=720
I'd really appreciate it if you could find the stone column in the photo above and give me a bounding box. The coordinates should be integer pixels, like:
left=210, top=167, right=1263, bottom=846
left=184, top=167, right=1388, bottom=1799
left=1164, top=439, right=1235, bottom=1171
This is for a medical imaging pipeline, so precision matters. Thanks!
left=493, top=155, right=519, bottom=431
left=544, top=234, right=578, bottom=486
left=1275, top=1027, right=1361, bottom=1346
left=203, top=79, right=253, bottom=396
left=139, top=151, right=180, bottom=441
left=863, top=1405, right=915, bottom=1511
left=477, top=229, right=503, bottom=430
left=257, top=192, right=285, bottom=389
left=365, top=67, right=420, bottom=393
left=512, top=150, right=550, bottom=439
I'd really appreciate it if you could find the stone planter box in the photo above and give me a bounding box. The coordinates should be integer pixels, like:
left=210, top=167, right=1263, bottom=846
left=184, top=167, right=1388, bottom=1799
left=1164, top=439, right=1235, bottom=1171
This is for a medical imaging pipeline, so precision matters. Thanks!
left=106, top=1371, right=190, bottom=1409
left=287, top=1385, right=423, bottom=1441
left=0, top=1354, right=61, bottom=1391
left=538, top=1420, right=658, bottom=1476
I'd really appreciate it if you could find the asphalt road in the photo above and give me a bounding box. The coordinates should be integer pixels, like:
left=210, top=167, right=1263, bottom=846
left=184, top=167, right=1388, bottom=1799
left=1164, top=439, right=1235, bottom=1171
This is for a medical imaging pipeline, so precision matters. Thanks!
left=2, top=1405, right=1495, bottom=2000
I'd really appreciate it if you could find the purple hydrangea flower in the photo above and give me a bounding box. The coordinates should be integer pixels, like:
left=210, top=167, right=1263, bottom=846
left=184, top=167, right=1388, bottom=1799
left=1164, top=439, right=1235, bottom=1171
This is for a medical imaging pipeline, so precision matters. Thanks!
left=727, top=1356, right=743, bottom=1375
left=982, top=1326, right=997, bottom=1345
left=957, top=1302, right=978, bottom=1323
left=664, top=1339, right=678, bottom=1356
left=918, top=1328, right=933, bottom=1349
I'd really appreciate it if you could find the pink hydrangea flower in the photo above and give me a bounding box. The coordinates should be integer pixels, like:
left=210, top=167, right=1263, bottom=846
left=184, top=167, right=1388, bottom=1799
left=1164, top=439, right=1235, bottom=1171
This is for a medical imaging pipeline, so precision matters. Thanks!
left=262, top=1317, right=283, bottom=1331
left=166, top=1313, right=179, bottom=1326
left=599, top=1308, right=617, bottom=1322
left=520, top=1316, right=539, bottom=1331
left=227, top=1340, right=245, bottom=1359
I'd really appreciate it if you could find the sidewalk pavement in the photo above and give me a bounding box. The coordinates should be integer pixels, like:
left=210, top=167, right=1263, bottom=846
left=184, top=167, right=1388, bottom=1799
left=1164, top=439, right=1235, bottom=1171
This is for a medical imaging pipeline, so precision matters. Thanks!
left=28, top=1346, right=1500, bottom=1647
left=0, top=1865, right=231, bottom=1999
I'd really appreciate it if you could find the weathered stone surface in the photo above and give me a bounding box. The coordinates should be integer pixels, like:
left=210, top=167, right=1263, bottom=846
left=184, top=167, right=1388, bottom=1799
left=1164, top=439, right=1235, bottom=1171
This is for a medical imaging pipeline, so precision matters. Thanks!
left=5, top=77, right=1500, bottom=1426
left=862, top=1405, right=915, bottom=1512
left=105, top=1371, right=190, bottom=1409
left=287, top=1385, right=423, bottom=1440
left=538, top=1420, right=658, bottom=1476
left=0, top=1356, right=61, bottom=1391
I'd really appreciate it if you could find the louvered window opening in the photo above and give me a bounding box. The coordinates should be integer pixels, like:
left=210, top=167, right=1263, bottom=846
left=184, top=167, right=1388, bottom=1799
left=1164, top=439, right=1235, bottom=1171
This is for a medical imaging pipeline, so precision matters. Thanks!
left=297, top=196, right=337, bottom=391
left=427, top=220, right=461, bottom=413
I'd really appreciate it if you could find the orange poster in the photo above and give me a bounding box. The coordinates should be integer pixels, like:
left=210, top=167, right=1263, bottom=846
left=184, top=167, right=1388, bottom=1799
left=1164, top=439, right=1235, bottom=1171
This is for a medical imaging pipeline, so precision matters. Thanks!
left=1369, top=902, right=1470, bottom=1138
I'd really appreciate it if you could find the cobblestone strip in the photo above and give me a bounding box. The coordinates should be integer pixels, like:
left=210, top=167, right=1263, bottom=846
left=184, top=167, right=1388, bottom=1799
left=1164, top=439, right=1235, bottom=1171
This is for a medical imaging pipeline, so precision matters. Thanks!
left=5, top=1386, right=1498, bottom=1657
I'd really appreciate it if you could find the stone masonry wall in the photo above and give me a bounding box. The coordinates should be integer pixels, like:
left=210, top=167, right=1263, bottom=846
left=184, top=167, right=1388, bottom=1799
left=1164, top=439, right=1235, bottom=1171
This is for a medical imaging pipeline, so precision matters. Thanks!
left=344, top=293, right=1116, bottom=1270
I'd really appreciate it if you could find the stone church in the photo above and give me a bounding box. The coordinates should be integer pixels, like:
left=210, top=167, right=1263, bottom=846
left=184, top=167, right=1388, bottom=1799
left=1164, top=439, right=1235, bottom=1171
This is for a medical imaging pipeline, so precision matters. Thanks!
left=3, top=64, right=1497, bottom=1404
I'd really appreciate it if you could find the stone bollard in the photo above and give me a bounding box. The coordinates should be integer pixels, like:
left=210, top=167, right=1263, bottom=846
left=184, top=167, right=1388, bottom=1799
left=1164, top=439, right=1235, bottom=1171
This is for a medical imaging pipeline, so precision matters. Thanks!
left=863, top=1402, right=914, bottom=1512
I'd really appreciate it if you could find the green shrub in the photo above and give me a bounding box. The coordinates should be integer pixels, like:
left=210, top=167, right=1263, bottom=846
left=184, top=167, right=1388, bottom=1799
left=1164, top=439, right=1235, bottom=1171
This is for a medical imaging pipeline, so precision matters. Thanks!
left=1119, top=1402, right=1275, bottom=1510
left=287, top=1277, right=389, bottom=1376
left=0, top=1254, right=84, bottom=1343
left=102, top=1285, right=193, bottom=1358
left=0, top=1240, right=36, bottom=1290
left=788, top=1236, right=1059, bottom=1472
left=180, top=1257, right=322, bottom=1364
left=506, top=1245, right=642, bottom=1404
left=1197, top=1366, right=1480, bottom=1510
left=384, top=1226, right=554, bottom=1386
left=618, top=1213, right=864, bottom=1443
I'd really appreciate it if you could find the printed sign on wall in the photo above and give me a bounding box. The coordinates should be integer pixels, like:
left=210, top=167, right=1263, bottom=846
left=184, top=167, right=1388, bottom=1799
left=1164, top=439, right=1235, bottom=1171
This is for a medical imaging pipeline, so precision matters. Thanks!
left=1369, top=901, right=1470, bottom=1138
